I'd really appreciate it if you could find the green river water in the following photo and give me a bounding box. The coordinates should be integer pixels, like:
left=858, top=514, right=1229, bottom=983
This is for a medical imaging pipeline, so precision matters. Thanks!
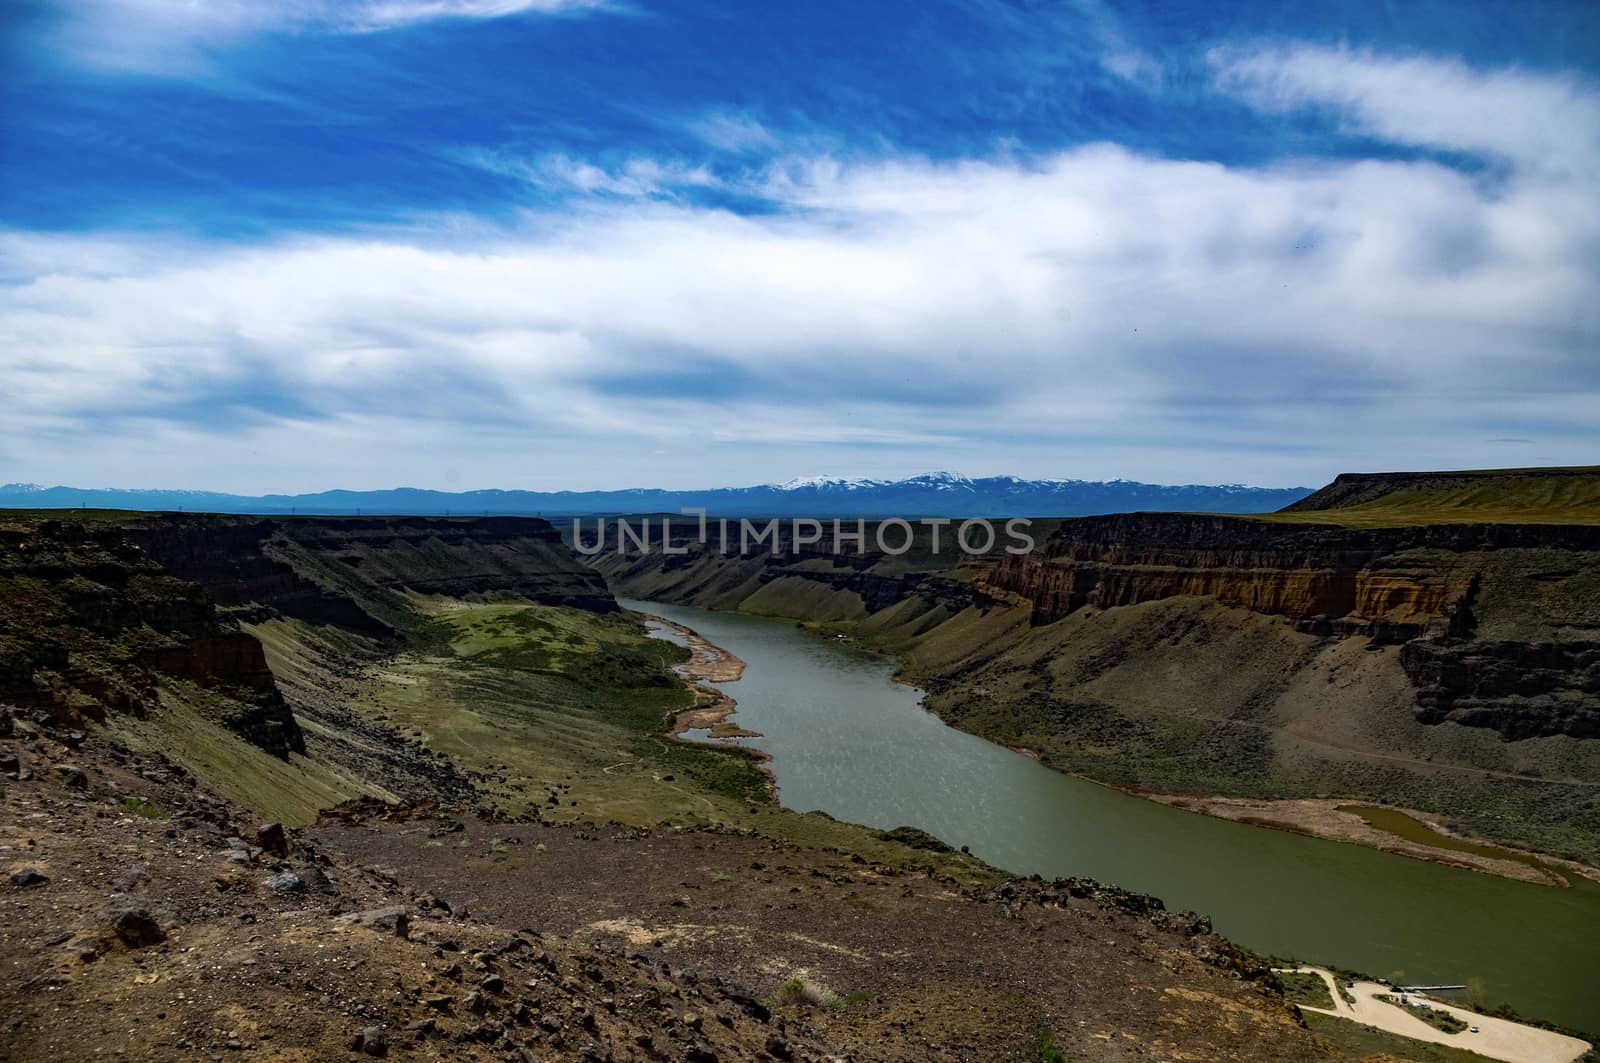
left=624, top=598, right=1600, bottom=1034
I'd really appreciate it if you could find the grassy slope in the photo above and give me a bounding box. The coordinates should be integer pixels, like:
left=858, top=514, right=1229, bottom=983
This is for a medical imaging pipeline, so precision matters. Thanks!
left=1260, top=467, right=1600, bottom=527
left=107, top=681, right=368, bottom=825
left=293, top=595, right=999, bottom=878
left=1301, top=1012, right=1503, bottom=1063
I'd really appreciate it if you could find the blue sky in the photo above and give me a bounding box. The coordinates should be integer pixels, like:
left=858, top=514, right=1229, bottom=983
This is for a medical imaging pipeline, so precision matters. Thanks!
left=2, top=0, right=1597, bottom=491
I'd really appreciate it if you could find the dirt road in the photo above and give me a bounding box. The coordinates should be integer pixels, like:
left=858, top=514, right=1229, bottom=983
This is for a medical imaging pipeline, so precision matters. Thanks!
left=1284, top=966, right=1590, bottom=1063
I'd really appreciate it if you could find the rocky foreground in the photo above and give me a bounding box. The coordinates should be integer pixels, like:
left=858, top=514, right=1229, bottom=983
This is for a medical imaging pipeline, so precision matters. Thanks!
left=1, top=705, right=1331, bottom=1062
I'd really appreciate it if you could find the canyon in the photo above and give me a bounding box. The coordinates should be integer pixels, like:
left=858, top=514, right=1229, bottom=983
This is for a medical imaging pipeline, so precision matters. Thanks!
left=592, top=468, right=1600, bottom=866
left=3, top=468, right=1598, bottom=1058
left=0, top=507, right=1347, bottom=1061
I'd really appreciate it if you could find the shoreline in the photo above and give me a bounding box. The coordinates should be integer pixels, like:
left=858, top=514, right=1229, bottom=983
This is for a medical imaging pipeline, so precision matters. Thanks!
left=640, top=613, right=762, bottom=740
left=645, top=604, right=1598, bottom=891
left=640, top=611, right=782, bottom=804
left=828, top=626, right=1600, bottom=890
left=983, top=738, right=1600, bottom=890
left=1135, top=792, right=1600, bottom=888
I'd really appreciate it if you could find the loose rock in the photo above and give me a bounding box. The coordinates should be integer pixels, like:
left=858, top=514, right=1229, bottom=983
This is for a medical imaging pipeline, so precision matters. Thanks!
left=255, top=822, right=288, bottom=858
left=335, top=906, right=409, bottom=938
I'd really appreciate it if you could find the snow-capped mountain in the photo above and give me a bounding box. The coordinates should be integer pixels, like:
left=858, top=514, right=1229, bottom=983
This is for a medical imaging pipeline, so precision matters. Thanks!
left=0, top=475, right=1313, bottom=518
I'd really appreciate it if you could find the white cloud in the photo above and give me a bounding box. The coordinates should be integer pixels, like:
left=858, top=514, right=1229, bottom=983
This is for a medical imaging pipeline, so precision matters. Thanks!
left=686, top=113, right=781, bottom=154
left=39, top=0, right=609, bottom=74
left=461, top=151, right=723, bottom=198
left=1210, top=44, right=1600, bottom=174
left=347, top=1, right=606, bottom=33
left=4, top=47, right=1597, bottom=490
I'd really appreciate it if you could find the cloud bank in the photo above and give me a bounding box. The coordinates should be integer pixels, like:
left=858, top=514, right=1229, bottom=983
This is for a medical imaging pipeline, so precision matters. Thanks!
left=3, top=45, right=1596, bottom=490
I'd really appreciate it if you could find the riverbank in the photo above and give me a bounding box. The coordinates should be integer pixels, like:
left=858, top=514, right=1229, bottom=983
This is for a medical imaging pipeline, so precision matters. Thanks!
left=641, top=613, right=762, bottom=740
left=819, top=622, right=1600, bottom=891
left=1136, top=793, right=1600, bottom=889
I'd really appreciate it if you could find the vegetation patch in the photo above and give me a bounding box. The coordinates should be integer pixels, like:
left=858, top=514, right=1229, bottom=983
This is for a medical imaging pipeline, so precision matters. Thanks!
left=1379, top=994, right=1469, bottom=1034
left=1037, top=1030, right=1071, bottom=1062
left=771, top=975, right=841, bottom=1009
left=119, top=797, right=168, bottom=819
left=1276, top=971, right=1334, bottom=1010
left=1302, top=1012, right=1499, bottom=1063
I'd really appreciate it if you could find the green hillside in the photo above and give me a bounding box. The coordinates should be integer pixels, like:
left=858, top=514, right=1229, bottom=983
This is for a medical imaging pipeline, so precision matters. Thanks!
left=1259, top=466, right=1600, bottom=527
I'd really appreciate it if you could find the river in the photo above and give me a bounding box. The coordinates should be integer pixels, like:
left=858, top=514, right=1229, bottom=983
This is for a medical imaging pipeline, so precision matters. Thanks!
left=622, top=597, right=1600, bottom=1033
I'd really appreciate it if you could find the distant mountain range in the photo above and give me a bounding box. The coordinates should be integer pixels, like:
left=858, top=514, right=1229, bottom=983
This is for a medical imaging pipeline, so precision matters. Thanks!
left=0, top=473, right=1312, bottom=519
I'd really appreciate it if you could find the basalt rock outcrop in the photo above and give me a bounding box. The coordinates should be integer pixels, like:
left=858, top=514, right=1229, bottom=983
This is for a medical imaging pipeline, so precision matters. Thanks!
left=983, top=513, right=1600, bottom=740
left=129, top=515, right=616, bottom=633
left=0, top=520, right=304, bottom=756
left=590, top=518, right=1001, bottom=617
left=1401, top=639, right=1600, bottom=739
left=987, top=514, right=1600, bottom=629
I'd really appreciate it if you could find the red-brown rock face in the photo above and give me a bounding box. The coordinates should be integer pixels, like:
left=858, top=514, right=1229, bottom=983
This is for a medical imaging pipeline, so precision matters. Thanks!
left=986, top=514, right=1595, bottom=631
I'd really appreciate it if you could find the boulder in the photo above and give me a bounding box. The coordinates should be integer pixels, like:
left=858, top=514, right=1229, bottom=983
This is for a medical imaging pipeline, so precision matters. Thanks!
left=335, top=906, right=409, bottom=938
left=349, top=1027, right=388, bottom=1057
left=264, top=872, right=305, bottom=893
left=255, top=822, right=288, bottom=858
left=10, top=867, right=49, bottom=888
left=104, top=900, right=165, bottom=947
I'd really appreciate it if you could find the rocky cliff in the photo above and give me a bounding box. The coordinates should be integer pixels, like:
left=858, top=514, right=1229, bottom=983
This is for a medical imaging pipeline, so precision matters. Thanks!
left=129, top=514, right=616, bottom=634
left=983, top=514, right=1600, bottom=739
left=986, top=515, right=1600, bottom=625
left=0, top=519, right=303, bottom=757
left=0, top=513, right=618, bottom=765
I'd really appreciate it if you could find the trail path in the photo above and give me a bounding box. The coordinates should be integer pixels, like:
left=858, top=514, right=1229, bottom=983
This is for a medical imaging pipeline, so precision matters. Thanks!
left=1281, top=967, right=1591, bottom=1063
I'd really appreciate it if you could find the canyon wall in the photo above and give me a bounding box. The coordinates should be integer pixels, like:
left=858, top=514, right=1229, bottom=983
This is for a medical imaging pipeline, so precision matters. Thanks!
left=595, top=512, right=1600, bottom=744
left=129, top=514, right=616, bottom=634
left=1, top=514, right=618, bottom=762
left=982, top=515, right=1600, bottom=739
left=0, top=520, right=304, bottom=757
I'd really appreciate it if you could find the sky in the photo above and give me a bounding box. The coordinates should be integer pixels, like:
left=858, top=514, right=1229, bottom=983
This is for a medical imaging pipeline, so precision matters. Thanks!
left=1, top=0, right=1597, bottom=492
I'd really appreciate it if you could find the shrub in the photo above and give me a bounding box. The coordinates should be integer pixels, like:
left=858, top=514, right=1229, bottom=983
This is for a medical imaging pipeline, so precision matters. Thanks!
left=772, top=975, right=840, bottom=1008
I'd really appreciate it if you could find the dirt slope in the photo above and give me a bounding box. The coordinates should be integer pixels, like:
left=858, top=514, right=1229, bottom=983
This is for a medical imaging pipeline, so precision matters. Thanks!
left=2, top=707, right=1334, bottom=1062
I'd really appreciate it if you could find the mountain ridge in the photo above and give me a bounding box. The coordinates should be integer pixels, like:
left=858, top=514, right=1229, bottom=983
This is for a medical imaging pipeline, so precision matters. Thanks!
left=0, top=472, right=1312, bottom=518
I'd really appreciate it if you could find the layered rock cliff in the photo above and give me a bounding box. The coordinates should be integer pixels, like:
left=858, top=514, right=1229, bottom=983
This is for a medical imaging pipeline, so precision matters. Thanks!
left=0, top=520, right=303, bottom=756
left=128, top=514, right=616, bottom=634
left=0, top=513, right=618, bottom=765
left=983, top=514, right=1600, bottom=739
